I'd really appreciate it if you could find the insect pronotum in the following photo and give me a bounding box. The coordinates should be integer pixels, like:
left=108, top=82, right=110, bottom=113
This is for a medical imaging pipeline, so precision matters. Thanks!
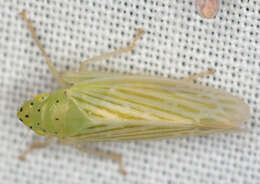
left=17, top=10, right=250, bottom=175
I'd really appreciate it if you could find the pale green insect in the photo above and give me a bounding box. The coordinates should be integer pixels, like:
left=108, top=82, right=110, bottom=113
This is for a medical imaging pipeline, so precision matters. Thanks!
left=17, top=11, right=250, bottom=175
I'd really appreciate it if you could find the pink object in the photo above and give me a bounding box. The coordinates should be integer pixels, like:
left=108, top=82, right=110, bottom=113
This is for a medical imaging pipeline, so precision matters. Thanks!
left=196, top=0, right=220, bottom=19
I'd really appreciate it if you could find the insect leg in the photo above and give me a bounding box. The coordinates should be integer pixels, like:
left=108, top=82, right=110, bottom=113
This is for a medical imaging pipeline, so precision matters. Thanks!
left=185, top=68, right=215, bottom=81
left=76, top=145, right=127, bottom=175
left=19, top=11, right=67, bottom=87
left=79, top=29, right=144, bottom=72
left=18, top=137, right=54, bottom=161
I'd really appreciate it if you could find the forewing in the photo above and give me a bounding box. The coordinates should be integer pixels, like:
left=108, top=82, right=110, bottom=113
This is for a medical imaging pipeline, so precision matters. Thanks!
left=62, top=75, right=250, bottom=143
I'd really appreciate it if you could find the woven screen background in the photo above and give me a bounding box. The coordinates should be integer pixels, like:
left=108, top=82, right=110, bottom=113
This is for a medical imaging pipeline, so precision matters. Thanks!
left=0, top=0, right=259, bottom=183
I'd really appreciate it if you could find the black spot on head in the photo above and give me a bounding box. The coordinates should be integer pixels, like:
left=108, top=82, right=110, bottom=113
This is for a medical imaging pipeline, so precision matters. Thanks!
left=25, top=114, right=29, bottom=118
left=20, top=108, right=23, bottom=112
left=30, top=102, right=34, bottom=106
left=29, top=126, right=32, bottom=129
left=37, top=122, right=40, bottom=126
left=56, top=100, right=59, bottom=103
left=37, top=109, right=40, bottom=112
left=55, top=118, right=59, bottom=121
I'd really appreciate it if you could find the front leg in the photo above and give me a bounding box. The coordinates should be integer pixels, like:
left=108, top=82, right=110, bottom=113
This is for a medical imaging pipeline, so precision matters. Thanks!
left=19, top=137, right=54, bottom=161
left=19, top=11, right=67, bottom=87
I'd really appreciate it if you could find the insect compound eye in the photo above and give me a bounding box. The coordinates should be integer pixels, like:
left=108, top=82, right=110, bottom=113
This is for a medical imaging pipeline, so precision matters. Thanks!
left=29, top=126, right=32, bottom=129
left=19, top=107, right=23, bottom=112
left=25, top=114, right=29, bottom=118
left=56, top=100, right=59, bottom=103
left=30, top=102, right=34, bottom=106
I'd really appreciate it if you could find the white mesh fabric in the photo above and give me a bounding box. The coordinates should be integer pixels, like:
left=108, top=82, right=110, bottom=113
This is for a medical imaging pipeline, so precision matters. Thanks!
left=0, top=0, right=259, bottom=183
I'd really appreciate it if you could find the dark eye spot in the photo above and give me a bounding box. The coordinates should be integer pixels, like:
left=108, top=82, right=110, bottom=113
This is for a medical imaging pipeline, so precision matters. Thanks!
left=25, top=114, right=29, bottom=118
left=56, top=100, right=59, bottom=103
left=20, top=108, right=23, bottom=112
left=29, top=126, right=32, bottom=129
left=30, top=102, right=34, bottom=106
left=55, top=118, right=59, bottom=120
left=37, top=109, right=40, bottom=112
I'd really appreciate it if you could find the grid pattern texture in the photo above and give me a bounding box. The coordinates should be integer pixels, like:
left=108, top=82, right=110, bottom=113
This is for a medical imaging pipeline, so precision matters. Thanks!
left=0, top=0, right=259, bottom=184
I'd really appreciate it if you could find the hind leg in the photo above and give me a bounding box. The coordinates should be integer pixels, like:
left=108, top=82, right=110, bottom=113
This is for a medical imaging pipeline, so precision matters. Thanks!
left=184, top=68, right=215, bottom=81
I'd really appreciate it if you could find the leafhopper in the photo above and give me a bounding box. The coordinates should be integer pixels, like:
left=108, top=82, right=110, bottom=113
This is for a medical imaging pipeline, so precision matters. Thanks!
left=17, top=10, right=250, bottom=175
